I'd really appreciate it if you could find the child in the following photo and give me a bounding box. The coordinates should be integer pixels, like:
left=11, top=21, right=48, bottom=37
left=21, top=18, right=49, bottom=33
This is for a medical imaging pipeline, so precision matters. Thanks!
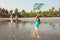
left=32, top=14, right=40, bottom=38
left=10, top=14, right=13, bottom=23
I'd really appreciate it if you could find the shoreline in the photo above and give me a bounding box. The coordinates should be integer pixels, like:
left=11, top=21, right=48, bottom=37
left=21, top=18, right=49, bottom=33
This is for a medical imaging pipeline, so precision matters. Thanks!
left=0, top=17, right=60, bottom=22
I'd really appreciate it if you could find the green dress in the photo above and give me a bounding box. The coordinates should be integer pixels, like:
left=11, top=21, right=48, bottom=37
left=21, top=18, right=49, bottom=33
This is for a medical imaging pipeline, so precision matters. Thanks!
left=34, top=20, right=40, bottom=29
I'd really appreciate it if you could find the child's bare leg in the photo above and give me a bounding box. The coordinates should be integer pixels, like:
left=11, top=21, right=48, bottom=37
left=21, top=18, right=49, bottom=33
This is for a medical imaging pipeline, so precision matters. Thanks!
left=32, top=29, right=36, bottom=37
left=36, top=29, right=40, bottom=38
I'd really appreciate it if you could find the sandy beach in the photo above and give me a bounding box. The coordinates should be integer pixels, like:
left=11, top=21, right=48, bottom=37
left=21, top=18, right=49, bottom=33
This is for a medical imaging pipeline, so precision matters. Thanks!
left=0, top=20, right=60, bottom=40
left=0, top=17, right=60, bottom=22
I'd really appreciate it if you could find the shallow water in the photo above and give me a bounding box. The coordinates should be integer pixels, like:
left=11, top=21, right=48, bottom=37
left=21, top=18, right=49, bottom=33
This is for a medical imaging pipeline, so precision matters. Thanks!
left=0, top=21, right=60, bottom=40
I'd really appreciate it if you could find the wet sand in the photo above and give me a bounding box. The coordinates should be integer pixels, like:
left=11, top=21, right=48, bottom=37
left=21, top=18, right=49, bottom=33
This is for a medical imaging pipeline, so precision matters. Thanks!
left=0, top=20, right=60, bottom=40
left=0, top=31, right=60, bottom=40
left=0, top=26, right=60, bottom=40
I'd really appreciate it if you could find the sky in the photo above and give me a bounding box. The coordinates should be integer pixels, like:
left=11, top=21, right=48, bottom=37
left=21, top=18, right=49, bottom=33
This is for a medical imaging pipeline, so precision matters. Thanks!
left=0, top=0, right=60, bottom=12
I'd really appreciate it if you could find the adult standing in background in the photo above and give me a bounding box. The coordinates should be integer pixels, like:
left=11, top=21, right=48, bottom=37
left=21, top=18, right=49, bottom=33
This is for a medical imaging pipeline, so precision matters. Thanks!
left=10, top=14, right=13, bottom=23
left=15, top=15, right=18, bottom=23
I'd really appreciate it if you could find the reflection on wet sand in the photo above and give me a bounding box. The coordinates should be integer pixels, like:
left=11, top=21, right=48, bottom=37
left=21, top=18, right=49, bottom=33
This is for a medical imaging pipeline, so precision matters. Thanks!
left=15, top=22, right=19, bottom=29
left=49, top=22, right=55, bottom=29
left=0, top=21, right=60, bottom=40
left=10, top=22, right=19, bottom=30
left=11, top=23, right=13, bottom=28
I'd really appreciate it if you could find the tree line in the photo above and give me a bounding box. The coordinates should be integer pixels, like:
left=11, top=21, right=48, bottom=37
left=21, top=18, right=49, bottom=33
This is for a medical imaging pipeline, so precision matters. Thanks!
left=0, top=7, right=60, bottom=18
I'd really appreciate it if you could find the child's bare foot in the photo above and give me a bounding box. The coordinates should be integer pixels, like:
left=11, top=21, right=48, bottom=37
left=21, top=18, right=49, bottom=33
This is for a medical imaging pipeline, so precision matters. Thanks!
left=37, top=35, right=41, bottom=38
